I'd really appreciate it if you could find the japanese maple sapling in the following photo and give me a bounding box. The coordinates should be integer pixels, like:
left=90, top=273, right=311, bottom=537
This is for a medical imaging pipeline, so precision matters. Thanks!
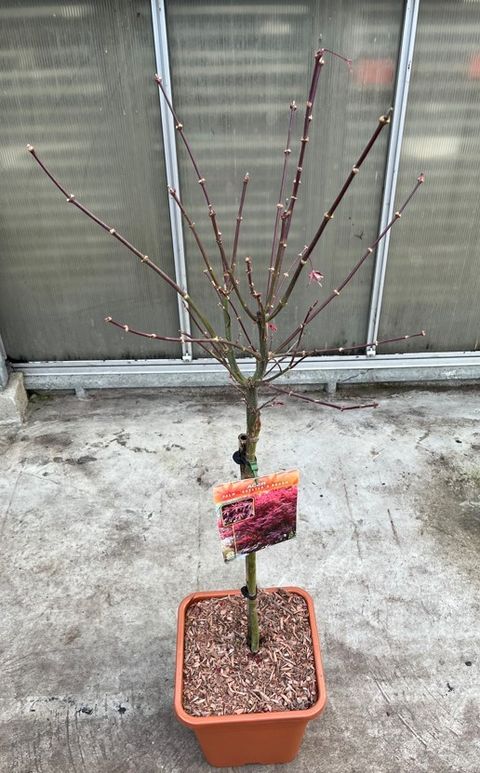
left=27, top=47, right=425, bottom=654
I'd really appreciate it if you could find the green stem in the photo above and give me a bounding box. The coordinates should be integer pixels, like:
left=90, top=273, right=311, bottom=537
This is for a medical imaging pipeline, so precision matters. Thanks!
left=245, top=553, right=258, bottom=652
left=239, top=384, right=261, bottom=653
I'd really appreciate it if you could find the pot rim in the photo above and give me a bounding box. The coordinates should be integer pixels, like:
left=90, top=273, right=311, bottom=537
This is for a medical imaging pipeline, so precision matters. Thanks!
left=174, top=585, right=327, bottom=727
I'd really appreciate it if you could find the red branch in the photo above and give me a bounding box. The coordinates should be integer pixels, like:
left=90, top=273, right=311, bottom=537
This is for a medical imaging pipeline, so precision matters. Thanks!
left=268, top=108, right=393, bottom=317
left=265, top=384, right=378, bottom=412
left=264, top=330, right=427, bottom=383
left=266, top=49, right=325, bottom=307
left=275, top=174, right=425, bottom=351
left=266, top=101, right=297, bottom=300
left=231, top=173, right=250, bottom=280
left=105, top=317, right=259, bottom=359
left=155, top=75, right=231, bottom=284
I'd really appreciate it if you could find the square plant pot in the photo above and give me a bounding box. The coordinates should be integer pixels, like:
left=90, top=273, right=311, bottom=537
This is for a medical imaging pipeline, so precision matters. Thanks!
left=174, top=586, right=327, bottom=767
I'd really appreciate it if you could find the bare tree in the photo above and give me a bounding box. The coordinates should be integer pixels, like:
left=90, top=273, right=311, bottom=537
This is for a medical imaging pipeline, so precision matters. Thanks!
left=27, top=47, right=424, bottom=653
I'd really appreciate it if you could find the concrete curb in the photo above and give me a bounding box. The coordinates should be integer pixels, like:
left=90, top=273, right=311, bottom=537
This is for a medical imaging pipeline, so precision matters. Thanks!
left=0, top=372, right=28, bottom=429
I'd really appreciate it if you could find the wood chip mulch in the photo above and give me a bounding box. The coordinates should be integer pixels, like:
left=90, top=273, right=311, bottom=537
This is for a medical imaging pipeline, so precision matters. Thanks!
left=182, top=589, right=318, bottom=717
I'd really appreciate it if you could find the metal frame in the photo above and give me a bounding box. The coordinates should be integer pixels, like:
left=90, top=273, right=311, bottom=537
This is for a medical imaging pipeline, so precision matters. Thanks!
left=150, top=0, right=192, bottom=361
left=11, top=352, right=480, bottom=391
left=366, top=0, right=420, bottom=355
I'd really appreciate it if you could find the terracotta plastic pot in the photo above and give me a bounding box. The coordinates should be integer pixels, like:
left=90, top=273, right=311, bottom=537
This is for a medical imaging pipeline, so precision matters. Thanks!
left=174, top=586, right=327, bottom=767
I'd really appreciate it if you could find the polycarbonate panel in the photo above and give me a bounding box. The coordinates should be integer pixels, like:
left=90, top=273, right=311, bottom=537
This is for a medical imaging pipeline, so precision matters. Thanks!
left=0, top=0, right=181, bottom=361
left=166, top=0, right=403, bottom=356
left=378, top=1, right=480, bottom=354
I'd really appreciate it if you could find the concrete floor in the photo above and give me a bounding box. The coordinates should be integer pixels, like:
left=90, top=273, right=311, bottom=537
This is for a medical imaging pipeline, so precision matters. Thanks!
left=0, top=385, right=479, bottom=773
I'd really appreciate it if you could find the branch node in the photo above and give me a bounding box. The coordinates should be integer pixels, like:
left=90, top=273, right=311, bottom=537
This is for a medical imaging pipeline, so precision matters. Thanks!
left=324, top=212, right=334, bottom=221
left=109, top=228, right=116, bottom=235
left=352, top=167, right=359, bottom=174
left=367, top=247, right=373, bottom=253
left=333, top=289, right=340, bottom=296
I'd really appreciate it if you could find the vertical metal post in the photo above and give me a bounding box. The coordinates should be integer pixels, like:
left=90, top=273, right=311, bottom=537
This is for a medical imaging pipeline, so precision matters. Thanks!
left=150, top=0, right=192, bottom=361
left=366, top=0, right=420, bottom=356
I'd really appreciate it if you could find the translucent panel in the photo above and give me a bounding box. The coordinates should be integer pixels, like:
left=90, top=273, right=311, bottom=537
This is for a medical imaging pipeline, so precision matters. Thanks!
left=166, top=0, right=402, bottom=356
left=0, top=0, right=181, bottom=361
left=379, top=1, right=480, bottom=353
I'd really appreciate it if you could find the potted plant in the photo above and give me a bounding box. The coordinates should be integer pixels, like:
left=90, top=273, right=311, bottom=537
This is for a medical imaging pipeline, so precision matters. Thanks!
left=27, top=45, right=424, bottom=767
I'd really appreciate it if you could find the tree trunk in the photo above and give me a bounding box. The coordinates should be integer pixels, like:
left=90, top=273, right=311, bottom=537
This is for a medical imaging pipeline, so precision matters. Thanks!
left=240, top=384, right=261, bottom=653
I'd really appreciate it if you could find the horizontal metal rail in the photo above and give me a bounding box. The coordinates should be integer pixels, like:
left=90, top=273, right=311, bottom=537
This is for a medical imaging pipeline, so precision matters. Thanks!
left=11, top=352, right=480, bottom=391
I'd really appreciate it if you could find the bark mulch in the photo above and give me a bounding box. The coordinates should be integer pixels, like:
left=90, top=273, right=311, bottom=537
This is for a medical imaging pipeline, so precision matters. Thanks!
left=182, top=589, right=318, bottom=717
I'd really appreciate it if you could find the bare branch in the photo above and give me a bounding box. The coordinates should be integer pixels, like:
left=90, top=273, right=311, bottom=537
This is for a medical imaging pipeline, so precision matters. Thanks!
left=266, top=49, right=325, bottom=307
left=227, top=296, right=258, bottom=352
left=245, top=256, right=263, bottom=312
left=181, top=302, right=229, bottom=367
left=287, top=300, right=319, bottom=368
left=274, top=174, right=425, bottom=350
left=264, top=330, right=427, bottom=384
left=154, top=75, right=231, bottom=284
left=257, top=395, right=285, bottom=411
left=167, top=186, right=225, bottom=301
left=265, top=101, right=297, bottom=300
left=264, top=384, right=378, bottom=412
left=105, top=316, right=260, bottom=359
left=268, top=108, right=393, bottom=318
left=231, top=173, right=250, bottom=280
left=262, top=300, right=318, bottom=380
left=26, top=145, right=222, bottom=345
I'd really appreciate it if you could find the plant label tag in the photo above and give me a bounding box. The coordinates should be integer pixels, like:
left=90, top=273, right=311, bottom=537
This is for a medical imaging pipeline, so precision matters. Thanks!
left=213, top=470, right=300, bottom=563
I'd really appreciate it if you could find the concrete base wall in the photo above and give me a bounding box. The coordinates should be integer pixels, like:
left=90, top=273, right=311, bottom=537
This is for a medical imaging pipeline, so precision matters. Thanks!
left=0, top=373, right=28, bottom=428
